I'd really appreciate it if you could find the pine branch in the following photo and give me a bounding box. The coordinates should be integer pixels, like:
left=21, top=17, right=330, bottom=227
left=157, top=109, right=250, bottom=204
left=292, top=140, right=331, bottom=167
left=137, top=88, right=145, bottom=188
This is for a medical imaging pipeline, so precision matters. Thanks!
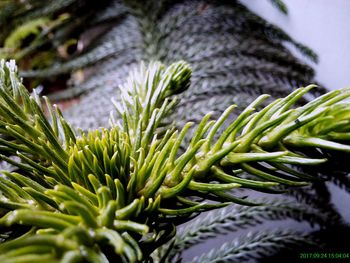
left=71, top=0, right=318, bottom=131
left=1, top=0, right=319, bottom=127
left=269, top=0, right=288, bottom=14
left=173, top=199, right=328, bottom=253
left=0, top=60, right=75, bottom=184
left=1, top=1, right=345, bottom=262
left=1, top=59, right=349, bottom=261
left=21, top=16, right=141, bottom=78
left=191, top=229, right=316, bottom=263
left=0, top=0, right=85, bottom=50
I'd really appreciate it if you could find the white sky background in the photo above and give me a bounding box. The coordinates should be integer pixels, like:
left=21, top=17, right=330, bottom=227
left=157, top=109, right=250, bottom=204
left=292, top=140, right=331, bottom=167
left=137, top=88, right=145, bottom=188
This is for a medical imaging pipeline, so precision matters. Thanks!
left=240, top=0, right=350, bottom=90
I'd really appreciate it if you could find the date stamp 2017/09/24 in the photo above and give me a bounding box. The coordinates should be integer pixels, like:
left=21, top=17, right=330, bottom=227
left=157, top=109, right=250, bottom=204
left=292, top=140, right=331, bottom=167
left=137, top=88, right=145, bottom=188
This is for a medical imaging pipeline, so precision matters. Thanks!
left=299, top=252, right=350, bottom=260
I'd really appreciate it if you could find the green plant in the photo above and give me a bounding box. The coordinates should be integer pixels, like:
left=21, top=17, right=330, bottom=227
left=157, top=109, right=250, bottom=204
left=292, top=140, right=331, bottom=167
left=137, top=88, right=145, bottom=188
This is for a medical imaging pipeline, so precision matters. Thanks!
left=2, top=1, right=350, bottom=262
left=0, top=0, right=322, bottom=108
left=1, top=59, right=350, bottom=262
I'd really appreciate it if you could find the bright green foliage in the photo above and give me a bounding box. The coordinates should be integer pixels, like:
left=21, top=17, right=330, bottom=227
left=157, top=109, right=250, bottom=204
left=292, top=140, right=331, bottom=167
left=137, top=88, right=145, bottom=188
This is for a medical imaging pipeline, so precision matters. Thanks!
left=1, top=59, right=350, bottom=262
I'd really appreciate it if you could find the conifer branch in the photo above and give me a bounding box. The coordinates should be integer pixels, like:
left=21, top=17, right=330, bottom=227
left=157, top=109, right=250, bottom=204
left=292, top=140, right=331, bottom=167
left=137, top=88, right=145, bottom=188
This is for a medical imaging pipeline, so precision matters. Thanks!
left=191, top=229, right=316, bottom=263
left=173, top=198, right=328, bottom=253
left=1, top=59, right=350, bottom=261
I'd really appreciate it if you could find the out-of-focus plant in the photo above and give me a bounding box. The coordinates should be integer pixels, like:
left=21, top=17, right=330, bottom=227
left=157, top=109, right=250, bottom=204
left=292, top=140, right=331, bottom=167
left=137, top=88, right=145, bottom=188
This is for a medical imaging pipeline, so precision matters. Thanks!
left=0, top=0, right=112, bottom=82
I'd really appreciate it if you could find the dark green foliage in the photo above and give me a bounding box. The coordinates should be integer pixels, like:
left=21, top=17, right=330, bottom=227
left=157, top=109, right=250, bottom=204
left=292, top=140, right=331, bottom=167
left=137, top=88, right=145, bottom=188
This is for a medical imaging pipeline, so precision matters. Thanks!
left=269, top=0, right=289, bottom=14
left=174, top=199, right=328, bottom=252
left=191, top=229, right=316, bottom=263
left=1, top=0, right=324, bottom=130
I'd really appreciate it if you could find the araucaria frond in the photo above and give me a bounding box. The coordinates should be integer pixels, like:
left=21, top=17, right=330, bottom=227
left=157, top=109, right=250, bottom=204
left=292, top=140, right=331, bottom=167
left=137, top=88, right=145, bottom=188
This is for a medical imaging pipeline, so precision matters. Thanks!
left=1, top=59, right=350, bottom=262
